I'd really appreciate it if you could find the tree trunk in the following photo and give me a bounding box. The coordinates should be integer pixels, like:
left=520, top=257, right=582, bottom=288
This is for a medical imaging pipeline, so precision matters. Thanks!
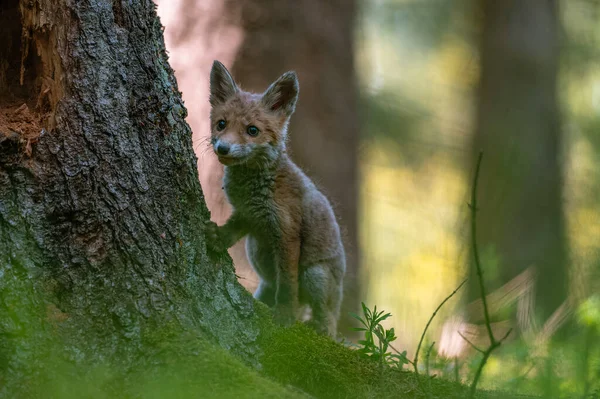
left=0, top=0, right=262, bottom=390
left=226, top=0, right=361, bottom=334
left=471, top=0, right=567, bottom=325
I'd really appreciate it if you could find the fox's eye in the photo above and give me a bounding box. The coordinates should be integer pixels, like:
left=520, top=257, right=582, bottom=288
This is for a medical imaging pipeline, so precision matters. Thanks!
left=246, top=125, right=259, bottom=137
left=216, top=120, right=226, bottom=131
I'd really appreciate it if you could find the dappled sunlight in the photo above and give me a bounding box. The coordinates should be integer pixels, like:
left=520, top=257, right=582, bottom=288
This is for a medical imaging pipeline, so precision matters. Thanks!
left=357, top=0, right=475, bottom=357
left=361, top=145, right=467, bottom=353
left=357, top=0, right=600, bottom=394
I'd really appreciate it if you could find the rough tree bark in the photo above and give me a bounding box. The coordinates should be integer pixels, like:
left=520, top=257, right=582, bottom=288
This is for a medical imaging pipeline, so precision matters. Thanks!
left=471, top=0, right=567, bottom=324
left=226, top=0, right=361, bottom=334
left=0, top=0, right=263, bottom=392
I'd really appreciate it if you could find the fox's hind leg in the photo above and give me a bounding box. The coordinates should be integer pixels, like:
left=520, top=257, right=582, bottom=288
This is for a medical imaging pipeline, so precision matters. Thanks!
left=254, top=281, right=276, bottom=307
left=300, top=265, right=341, bottom=337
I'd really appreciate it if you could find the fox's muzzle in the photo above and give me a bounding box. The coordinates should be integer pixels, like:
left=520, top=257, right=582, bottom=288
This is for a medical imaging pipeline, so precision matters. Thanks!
left=215, top=141, right=230, bottom=156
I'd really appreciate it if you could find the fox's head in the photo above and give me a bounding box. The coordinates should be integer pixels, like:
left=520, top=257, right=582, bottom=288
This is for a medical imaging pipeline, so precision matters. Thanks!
left=208, top=60, right=299, bottom=167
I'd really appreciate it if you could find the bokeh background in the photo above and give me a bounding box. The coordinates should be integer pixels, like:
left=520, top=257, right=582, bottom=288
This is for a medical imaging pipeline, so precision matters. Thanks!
left=156, top=0, right=600, bottom=395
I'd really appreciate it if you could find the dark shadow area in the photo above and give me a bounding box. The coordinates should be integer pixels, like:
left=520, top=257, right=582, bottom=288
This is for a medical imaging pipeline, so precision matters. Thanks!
left=0, top=0, right=46, bottom=158
left=0, top=0, right=44, bottom=107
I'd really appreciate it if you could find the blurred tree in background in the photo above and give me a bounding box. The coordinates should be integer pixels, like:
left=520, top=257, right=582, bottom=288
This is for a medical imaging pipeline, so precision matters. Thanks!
left=356, top=0, right=600, bottom=394
left=470, top=0, right=568, bottom=328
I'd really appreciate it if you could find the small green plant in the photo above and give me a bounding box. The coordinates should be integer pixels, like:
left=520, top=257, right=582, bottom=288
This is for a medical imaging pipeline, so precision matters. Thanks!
left=350, top=302, right=410, bottom=369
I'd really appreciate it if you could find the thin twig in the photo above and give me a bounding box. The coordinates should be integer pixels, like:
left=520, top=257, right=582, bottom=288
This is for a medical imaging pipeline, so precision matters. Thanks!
left=497, top=327, right=512, bottom=343
left=469, top=151, right=494, bottom=345
left=413, top=278, right=467, bottom=381
left=426, top=341, right=436, bottom=398
left=388, top=342, right=415, bottom=366
left=457, top=331, right=485, bottom=354
left=425, top=341, right=436, bottom=379
left=468, top=328, right=512, bottom=398
left=467, top=151, right=513, bottom=398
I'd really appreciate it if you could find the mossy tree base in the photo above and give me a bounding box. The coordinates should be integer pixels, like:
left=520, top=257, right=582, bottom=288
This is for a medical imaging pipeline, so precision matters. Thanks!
left=0, top=1, right=263, bottom=393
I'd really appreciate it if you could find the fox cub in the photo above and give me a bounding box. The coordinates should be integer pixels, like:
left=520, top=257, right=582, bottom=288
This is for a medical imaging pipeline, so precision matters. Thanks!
left=204, top=61, right=346, bottom=337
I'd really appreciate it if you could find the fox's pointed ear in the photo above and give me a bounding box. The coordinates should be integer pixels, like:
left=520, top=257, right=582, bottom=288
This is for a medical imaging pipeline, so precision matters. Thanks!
left=210, top=60, right=238, bottom=106
left=261, top=71, right=299, bottom=117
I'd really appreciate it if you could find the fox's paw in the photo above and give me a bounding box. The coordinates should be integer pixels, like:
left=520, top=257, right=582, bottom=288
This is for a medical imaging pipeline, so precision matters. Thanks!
left=273, top=304, right=295, bottom=327
left=204, top=221, right=226, bottom=252
left=304, top=319, right=329, bottom=336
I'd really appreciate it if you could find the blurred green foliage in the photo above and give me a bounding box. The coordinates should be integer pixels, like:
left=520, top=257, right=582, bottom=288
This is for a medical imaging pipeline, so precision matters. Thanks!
left=358, top=0, right=600, bottom=397
left=2, top=264, right=509, bottom=399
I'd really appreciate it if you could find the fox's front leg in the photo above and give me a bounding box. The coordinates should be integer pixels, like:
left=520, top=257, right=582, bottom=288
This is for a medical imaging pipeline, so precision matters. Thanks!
left=272, top=239, right=301, bottom=326
left=205, top=212, right=248, bottom=252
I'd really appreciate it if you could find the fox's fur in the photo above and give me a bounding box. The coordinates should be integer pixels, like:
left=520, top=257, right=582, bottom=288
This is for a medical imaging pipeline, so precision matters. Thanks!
left=204, top=61, right=346, bottom=336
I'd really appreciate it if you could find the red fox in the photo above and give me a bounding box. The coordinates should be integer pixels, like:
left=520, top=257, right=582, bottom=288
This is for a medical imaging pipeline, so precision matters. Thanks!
left=204, top=60, right=346, bottom=337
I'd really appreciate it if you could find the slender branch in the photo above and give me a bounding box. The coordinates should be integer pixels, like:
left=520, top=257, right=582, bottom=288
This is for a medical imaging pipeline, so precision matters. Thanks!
left=457, top=331, right=485, bottom=354
left=388, top=342, right=415, bottom=366
left=413, top=278, right=467, bottom=392
left=468, top=328, right=512, bottom=398
left=469, top=346, right=493, bottom=398
left=425, top=341, right=436, bottom=379
left=469, top=151, right=495, bottom=345
left=413, top=278, right=467, bottom=373
left=426, top=341, right=436, bottom=398
left=467, top=152, right=513, bottom=398
left=498, top=327, right=512, bottom=343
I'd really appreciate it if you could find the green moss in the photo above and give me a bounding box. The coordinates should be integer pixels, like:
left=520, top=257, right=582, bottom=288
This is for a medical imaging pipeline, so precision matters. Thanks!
left=1, top=259, right=524, bottom=399
left=0, top=264, right=301, bottom=399
left=2, top=256, right=524, bottom=399
left=260, top=323, right=372, bottom=397
left=22, top=325, right=306, bottom=399
left=258, top=323, right=525, bottom=399
left=126, top=330, right=307, bottom=399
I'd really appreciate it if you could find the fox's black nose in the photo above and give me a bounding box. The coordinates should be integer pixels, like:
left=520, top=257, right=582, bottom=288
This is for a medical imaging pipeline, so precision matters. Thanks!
left=216, top=142, right=230, bottom=156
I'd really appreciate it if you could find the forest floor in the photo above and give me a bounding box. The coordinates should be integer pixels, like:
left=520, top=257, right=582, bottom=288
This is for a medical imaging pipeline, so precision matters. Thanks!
left=23, top=315, right=533, bottom=399
left=258, top=322, right=532, bottom=399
